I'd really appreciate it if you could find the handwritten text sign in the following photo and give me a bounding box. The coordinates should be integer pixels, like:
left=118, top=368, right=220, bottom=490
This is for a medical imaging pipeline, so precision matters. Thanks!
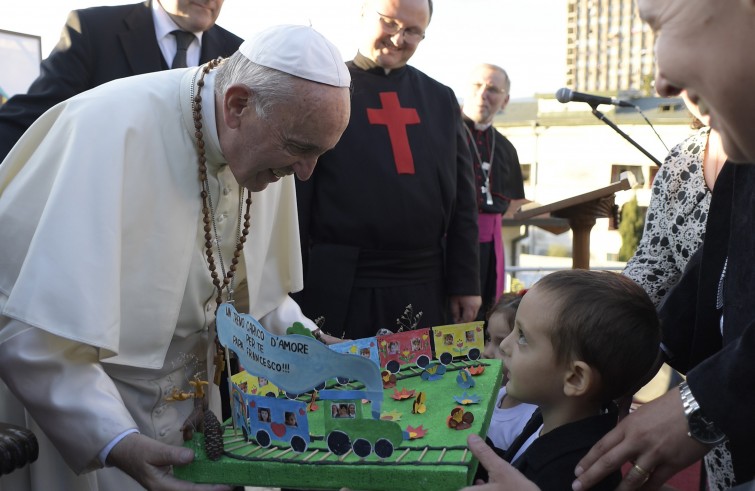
left=216, top=303, right=384, bottom=414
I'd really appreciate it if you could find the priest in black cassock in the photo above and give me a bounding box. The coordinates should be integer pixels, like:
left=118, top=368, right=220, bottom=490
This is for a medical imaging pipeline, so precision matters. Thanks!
left=295, top=0, right=481, bottom=340
left=461, top=64, right=526, bottom=320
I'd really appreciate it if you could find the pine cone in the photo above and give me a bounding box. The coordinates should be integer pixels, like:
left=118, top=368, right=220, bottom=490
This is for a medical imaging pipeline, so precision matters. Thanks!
left=203, top=410, right=224, bottom=460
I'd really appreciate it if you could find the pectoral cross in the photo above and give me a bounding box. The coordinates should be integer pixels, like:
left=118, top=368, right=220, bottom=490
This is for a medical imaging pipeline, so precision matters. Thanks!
left=481, top=162, right=493, bottom=205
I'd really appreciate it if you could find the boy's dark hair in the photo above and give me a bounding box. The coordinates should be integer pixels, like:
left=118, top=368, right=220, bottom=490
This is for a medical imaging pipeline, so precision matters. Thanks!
left=533, top=270, right=661, bottom=402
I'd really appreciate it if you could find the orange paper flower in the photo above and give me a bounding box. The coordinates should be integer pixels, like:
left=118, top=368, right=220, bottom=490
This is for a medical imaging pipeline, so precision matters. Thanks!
left=406, top=425, right=428, bottom=439
left=380, top=410, right=402, bottom=421
left=391, top=387, right=416, bottom=400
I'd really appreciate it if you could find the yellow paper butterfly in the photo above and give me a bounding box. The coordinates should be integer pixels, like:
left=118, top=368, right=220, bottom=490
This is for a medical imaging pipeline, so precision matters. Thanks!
left=412, top=391, right=427, bottom=414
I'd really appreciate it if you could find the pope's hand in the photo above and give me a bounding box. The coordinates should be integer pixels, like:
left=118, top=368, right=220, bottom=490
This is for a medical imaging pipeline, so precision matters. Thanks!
left=572, top=387, right=710, bottom=491
left=450, top=295, right=482, bottom=323
left=107, top=433, right=232, bottom=491
left=460, top=434, right=541, bottom=491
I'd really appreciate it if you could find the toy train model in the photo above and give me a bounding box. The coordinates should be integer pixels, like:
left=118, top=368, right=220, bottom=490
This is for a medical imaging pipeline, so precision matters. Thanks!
left=329, top=321, right=485, bottom=373
left=230, top=384, right=404, bottom=458
left=216, top=303, right=484, bottom=459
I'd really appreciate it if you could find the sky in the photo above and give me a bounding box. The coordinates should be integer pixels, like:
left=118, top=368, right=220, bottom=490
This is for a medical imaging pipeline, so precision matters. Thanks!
left=1, top=0, right=567, bottom=100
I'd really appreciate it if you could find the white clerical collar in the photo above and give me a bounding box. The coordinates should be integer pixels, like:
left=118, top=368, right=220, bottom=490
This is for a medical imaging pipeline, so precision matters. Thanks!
left=152, top=0, right=204, bottom=67
left=474, top=122, right=493, bottom=131
left=200, top=70, right=226, bottom=170
left=181, top=67, right=225, bottom=169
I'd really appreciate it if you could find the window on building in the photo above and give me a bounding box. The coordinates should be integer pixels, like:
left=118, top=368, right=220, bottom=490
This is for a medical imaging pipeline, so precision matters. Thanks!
left=520, top=163, right=532, bottom=187
left=610, top=164, right=644, bottom=188
left=648, top=165, right=659, bottom=186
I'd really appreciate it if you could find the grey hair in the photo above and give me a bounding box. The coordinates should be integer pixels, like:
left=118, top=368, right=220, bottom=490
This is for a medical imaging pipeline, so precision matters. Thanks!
left=480, top=63, right=511, bottom=95
left=214, top=52, right=299, bottom=120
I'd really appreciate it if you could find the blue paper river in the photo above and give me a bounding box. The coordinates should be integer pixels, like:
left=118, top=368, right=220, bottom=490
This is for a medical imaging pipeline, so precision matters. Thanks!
left=216, top=303, right=385, bottom=417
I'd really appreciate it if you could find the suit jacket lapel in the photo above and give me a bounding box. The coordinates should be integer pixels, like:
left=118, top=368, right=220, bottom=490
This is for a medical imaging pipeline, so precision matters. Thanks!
left=200, top=27, right=224, bottom=63
left=119, top=1, right=165, bottom=74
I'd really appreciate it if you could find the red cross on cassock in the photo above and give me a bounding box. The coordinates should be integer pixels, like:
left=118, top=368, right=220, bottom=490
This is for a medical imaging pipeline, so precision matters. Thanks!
left=367, top=92, right=420, bottom=175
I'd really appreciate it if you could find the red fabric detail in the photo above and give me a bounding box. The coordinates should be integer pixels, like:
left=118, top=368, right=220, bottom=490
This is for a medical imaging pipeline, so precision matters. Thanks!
left=367, top=92, right=420, bottom=175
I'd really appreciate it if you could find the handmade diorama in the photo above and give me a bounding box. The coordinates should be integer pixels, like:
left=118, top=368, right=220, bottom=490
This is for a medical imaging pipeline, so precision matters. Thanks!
left=174, top=303, right=503, bottom=490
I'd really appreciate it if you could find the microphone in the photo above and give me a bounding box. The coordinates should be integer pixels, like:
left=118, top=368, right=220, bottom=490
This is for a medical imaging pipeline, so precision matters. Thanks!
left=555, top=87, right=634, bottom=108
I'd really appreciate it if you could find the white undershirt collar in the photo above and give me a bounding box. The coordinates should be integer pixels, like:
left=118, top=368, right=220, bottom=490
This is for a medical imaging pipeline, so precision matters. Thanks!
left=152, top=0, right=204, bottom=68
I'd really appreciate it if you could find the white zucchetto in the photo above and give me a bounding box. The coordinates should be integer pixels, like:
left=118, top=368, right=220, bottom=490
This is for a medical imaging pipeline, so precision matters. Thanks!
left=239, top=24, right=351, bottom=88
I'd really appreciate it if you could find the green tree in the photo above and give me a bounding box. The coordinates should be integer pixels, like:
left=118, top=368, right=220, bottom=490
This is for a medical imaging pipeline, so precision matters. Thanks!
left=619, top=195, right=645, bottom=262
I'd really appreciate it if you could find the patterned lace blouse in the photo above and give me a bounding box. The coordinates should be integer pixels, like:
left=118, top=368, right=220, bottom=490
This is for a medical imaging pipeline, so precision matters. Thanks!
left=624, top=127, right=711, bottom=307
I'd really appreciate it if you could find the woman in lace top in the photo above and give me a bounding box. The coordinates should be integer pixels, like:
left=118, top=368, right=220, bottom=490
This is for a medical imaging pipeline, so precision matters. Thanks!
left=624, top=95, right=727, bottom=307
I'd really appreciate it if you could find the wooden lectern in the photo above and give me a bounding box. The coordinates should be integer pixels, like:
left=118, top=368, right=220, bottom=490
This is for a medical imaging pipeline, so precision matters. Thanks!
left=506, top=176, right=633, bottom=270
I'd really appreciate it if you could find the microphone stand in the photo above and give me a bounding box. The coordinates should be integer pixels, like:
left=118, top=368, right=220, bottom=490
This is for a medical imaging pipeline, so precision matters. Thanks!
left=590, top=106, right=663, bottom=167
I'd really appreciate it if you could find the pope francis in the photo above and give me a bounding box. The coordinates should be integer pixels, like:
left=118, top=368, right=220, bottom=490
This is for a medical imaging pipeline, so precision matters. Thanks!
left=0, top=24, right=351, bottom=491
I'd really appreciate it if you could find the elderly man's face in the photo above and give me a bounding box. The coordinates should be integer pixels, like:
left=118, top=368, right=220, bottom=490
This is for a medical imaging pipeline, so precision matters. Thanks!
left=463, top=66, right=510, bottom=126
left=359, top=0, right=430, bottom=70
left=219, top=81, right=350, bottom=192
left=160, top=0, right=223, bottom=33
left=639, top=0, right=755, bottom=163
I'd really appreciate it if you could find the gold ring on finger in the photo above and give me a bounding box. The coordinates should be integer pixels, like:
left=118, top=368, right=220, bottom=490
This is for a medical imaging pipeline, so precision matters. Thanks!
left=631, top=463, right=651, bottom=484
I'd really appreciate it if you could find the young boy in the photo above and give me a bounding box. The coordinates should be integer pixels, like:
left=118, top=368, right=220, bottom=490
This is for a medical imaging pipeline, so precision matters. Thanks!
left=483, top=292, right=537, bottom=452
left=499, top=270, right=661, bottom=491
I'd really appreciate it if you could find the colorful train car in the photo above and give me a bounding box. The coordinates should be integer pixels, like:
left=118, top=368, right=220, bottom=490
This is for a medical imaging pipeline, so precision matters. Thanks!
left=431, top=322, right=484, bottom=365
left=377, top=328, right=433, bottom=373
left=230, top=380, right=404, bottom=458
left=330, top=321, right=485, bottom=373
left=231, top=383, right=310, bottom=452
left=231, top=370, right=279, bottom=398
left=318, top=390, right=405, bottom=458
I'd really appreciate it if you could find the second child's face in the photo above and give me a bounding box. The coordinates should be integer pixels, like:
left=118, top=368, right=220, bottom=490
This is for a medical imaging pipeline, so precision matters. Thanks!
left=500, top=286, right=567, bottom=407
left=483, top=312, right=511, bottom=361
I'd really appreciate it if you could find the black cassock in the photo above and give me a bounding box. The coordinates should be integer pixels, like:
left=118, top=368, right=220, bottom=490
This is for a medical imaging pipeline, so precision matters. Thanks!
left=463, top=117, right=526, bottom=319
left=295, top=53, right=479, bottom=339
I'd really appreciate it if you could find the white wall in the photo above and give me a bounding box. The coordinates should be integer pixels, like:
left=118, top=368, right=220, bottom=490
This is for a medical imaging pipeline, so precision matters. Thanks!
left=499, top=118, right=695, bottom=266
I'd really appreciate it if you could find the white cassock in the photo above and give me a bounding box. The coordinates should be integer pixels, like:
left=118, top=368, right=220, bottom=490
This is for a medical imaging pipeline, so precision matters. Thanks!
left=0, top=67, right=315, bottom=490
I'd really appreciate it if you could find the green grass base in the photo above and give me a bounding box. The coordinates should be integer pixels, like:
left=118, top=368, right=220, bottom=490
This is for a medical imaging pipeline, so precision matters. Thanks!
left=175, top=359, right=502, bottom=490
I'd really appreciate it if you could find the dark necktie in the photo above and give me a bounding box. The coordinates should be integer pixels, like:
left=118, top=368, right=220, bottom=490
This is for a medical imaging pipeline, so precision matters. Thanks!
left=171, top=30, right=194, bottom=69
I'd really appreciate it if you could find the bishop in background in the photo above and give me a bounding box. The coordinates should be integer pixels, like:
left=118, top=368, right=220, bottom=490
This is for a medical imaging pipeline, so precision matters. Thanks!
left=461, top=63, right=526, bottom=320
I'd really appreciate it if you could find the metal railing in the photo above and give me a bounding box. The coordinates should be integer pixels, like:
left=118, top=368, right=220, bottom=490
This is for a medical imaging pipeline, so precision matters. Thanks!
left=505, top=264, right=626, bottom=290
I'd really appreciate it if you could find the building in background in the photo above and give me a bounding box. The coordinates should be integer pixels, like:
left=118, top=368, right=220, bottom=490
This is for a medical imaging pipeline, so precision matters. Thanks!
left=495, top=94, right=692, bottom=288
left=565, top=0, right=655, bottom=94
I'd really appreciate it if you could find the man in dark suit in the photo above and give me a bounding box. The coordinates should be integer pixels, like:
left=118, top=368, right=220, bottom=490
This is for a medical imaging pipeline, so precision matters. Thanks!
left=0, top=0, right=242, bottom=162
